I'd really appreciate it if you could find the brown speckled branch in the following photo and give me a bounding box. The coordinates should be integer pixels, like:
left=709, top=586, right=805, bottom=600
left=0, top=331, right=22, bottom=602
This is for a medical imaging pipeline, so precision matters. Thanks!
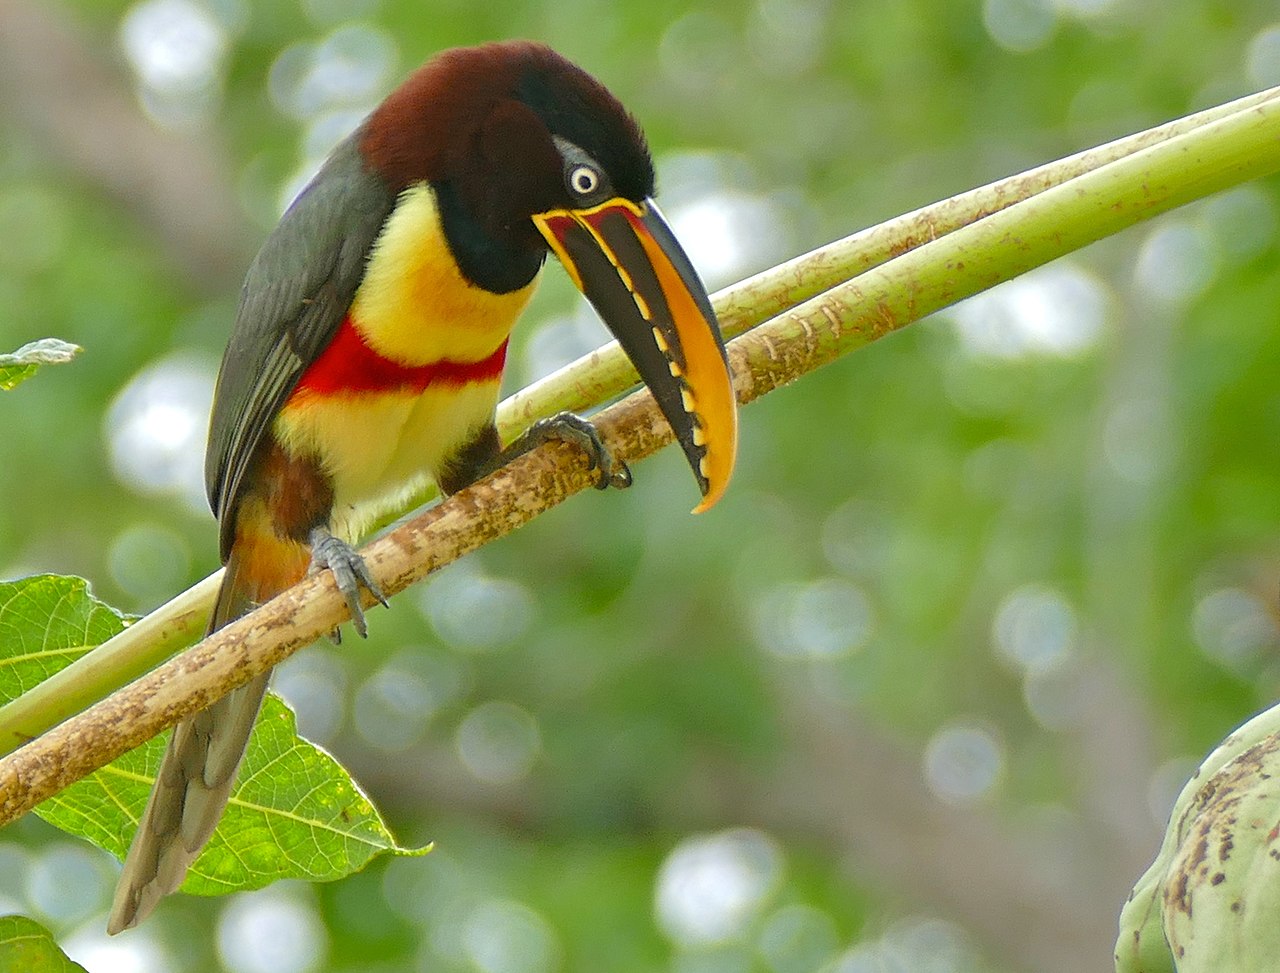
left=2, top=83, right=1279, bottom=827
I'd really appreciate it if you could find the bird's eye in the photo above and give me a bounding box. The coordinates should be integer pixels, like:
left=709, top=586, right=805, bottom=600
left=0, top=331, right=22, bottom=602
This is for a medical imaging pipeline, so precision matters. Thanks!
left=568, top=165, right=601, bottom=197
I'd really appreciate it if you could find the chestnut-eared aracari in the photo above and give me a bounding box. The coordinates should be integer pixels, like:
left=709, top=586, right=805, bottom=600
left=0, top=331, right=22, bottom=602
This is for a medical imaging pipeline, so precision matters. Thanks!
left=108, top=40, right=737, bottom=932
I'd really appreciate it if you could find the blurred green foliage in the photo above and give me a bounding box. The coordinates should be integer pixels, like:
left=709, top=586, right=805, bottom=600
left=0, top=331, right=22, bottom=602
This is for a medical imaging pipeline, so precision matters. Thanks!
left=3, top=1, right=1280, bottom=972
left=0, top=914, right=89, bottom=972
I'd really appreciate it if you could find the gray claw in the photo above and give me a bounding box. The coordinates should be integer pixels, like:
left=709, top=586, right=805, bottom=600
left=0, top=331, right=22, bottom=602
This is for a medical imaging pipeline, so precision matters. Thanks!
left=309, top=528, right=386, bottom=638
left=608, top=461, right=633, bottom=490
left=532, top=413, right=630, bottom=492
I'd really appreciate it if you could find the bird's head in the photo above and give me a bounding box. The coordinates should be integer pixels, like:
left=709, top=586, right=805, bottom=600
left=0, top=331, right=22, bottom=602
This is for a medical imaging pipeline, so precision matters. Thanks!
left=361, top=41, right=737, bottom=512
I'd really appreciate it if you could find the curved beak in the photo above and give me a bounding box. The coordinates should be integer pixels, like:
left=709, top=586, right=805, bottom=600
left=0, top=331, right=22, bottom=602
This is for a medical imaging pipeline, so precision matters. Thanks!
left=532, top=197, right=737, bottom=513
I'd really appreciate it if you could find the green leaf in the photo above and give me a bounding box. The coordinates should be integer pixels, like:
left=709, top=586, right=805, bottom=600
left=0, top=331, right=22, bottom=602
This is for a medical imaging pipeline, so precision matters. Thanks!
left=0, top=575, right=131, bottom=704
left=39, top=693, right=429, bottom=894
left=0, top=339, right=81, bottom=391
left=0, top=915, right=88, bottom=973
left=0, top=575, right=427, bottom=895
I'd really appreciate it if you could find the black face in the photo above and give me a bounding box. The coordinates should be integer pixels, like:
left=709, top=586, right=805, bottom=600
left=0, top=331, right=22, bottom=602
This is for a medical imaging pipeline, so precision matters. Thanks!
left=427, top=46, right=658, bottom=295
left=361, top=41, right=739, bottom=510
left=514, top=63, right=655, bottom=205
left=360, top=42, right=660, bottom=294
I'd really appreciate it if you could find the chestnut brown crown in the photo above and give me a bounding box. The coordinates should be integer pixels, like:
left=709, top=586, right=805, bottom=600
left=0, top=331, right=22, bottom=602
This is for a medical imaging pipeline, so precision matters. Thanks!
left=359, top=42, right=657, bottom=290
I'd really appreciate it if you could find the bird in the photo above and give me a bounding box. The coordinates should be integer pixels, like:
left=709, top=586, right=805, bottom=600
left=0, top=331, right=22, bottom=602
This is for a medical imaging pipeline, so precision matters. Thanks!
left=108, top=40, right=738, bottom=932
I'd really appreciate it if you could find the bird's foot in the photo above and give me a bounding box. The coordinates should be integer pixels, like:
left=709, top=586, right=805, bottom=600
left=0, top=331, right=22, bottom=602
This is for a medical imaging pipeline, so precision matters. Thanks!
left=308, top=527, right=387, bottom=639
left=517, top=412, right=632, bottom=491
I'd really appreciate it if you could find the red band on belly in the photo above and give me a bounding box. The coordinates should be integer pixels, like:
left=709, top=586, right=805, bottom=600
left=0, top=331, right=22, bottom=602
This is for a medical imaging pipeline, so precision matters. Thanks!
left=293, top=316, right=509, bottom=396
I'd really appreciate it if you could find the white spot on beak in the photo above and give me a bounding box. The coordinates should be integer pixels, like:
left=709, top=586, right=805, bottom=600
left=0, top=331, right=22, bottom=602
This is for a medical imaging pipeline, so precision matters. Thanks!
left=669, top=361, right=683, bottom=378
left=652, top=327, right=670, bottom=352
left=692, top=422, right=707, bottom=447
left=681, top=388, right=697, bottom=414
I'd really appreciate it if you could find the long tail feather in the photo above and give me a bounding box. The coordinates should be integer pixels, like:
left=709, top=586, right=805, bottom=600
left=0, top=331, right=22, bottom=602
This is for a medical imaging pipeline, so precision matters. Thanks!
left=108, top=548, right=279, bottom=933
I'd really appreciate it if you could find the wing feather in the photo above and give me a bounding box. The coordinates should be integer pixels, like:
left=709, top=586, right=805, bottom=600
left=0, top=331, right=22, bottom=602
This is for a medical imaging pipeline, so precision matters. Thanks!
left=204, top=128, right=396, bottom=558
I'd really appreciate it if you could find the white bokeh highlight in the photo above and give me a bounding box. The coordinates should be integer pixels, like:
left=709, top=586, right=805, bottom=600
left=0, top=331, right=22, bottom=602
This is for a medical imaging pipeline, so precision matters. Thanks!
left=992, top=583, right=1078, bottom=675
left=107, top=522, right=192, bottom=608
left=952, top=262, right=1107, bottom=359
left=420, top=562, right=535, bottom=654
left=24, top=843, right=106, bottom=925
left=1193, top=587, right=1278, bottom=671
left=754, top=578, right=875, bottom=661
left=833, top=916, right=977, bottom=973
left=983, top=0, right=1056, bottom=53
left=273, top=648, right=350, bottom=746
left=455, top=701, right=542, bottom=785
left=923, top=723, right=1005, bottom=805
left=119, top=0, right=237, bottom=128
left=1246, top=23, right=1280, bottom=89
left=62, top=924, right=172, bottom=973
left=655, top=828, right=783, bottom=946
left=1132, top=220, right=1218, bottom=306
left=216, top=888, right=328, bottom=973
left=462, top=899, right=561, bottom=973
left=105, top=354, right=217, bottom=512
left=353, top=660, right=446, bottom=753
left=756, top=903, right=839, bottom=973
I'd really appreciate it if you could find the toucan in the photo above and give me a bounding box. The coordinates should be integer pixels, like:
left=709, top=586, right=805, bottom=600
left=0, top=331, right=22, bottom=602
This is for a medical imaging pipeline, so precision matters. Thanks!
left=108, top=40, right=738, bottom=932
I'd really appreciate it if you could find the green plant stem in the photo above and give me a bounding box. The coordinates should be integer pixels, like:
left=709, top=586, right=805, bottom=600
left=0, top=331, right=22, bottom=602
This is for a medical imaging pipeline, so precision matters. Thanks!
left=0, top=85, right=1275, bottom=760
left=497, top=83, right=1280, bottom=432
left=1, top=89, right=1279, bottom=822
left=0, top=574, right=220, bottom=754
left=731, top=87, right=1280, bottom=406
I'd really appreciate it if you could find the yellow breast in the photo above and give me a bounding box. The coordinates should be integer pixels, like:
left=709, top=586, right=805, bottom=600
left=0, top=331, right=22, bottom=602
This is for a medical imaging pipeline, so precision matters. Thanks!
left=275, top=182, right=539, bottom=537
left=278, top=380, right=504, bottom=540
left=350, top=182, right=538, bottom=365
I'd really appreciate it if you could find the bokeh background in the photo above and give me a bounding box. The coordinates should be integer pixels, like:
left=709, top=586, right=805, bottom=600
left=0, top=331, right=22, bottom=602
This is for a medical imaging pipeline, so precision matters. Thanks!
left=3, top=1, right=1280, bottom=971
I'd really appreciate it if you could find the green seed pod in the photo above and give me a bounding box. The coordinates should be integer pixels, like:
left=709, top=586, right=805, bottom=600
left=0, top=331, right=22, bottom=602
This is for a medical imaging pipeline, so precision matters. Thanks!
left=1116, top=704, right=1280, bottom=972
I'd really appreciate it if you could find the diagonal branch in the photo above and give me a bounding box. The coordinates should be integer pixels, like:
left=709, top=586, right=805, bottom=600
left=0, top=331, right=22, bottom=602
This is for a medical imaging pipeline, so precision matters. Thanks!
left=2, top=83, right=1273, bottom=759
left=1, top=85, right=1279, bottom=825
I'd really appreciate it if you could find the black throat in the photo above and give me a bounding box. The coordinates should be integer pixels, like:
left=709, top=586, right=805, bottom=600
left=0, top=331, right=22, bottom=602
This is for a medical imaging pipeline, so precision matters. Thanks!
left=432, top=179, right=546, bottom=294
